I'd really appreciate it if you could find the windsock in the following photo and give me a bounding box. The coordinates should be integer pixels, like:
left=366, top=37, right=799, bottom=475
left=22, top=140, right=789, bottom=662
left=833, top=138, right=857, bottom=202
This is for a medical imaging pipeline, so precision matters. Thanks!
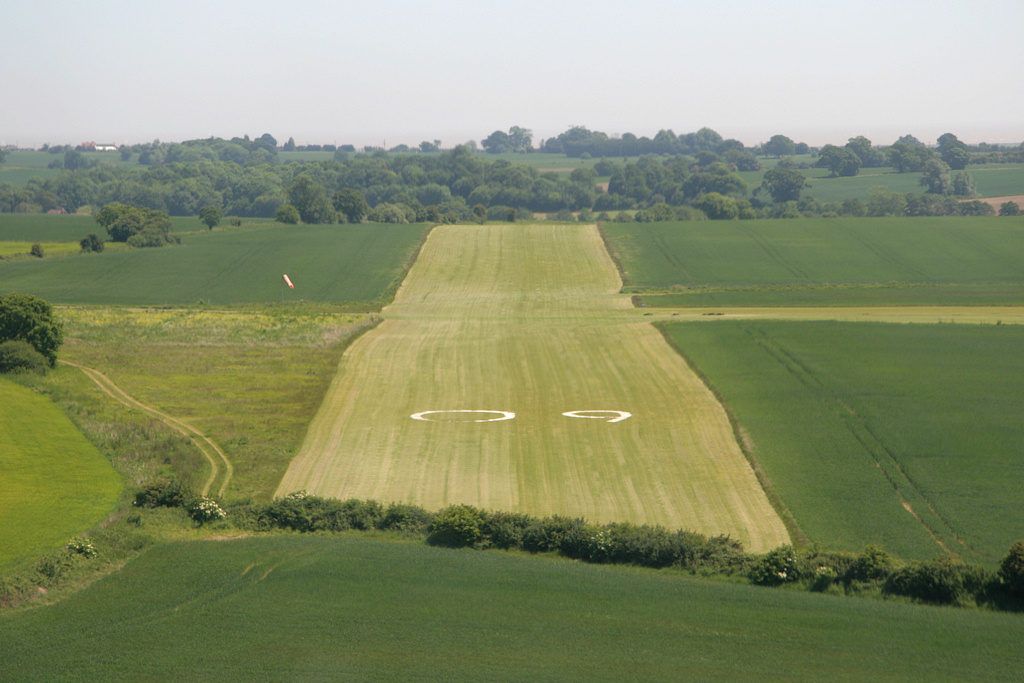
left=282, top=274, right=294, bottom=289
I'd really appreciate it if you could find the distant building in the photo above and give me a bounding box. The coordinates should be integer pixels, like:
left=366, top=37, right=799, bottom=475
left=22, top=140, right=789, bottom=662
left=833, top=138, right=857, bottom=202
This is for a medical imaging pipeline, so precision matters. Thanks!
left=77, top=142, right=118, bottom=152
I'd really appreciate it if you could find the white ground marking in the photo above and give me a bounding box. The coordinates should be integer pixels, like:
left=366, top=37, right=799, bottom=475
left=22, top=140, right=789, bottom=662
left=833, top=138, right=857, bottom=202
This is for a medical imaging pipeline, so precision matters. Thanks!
left=410, top=410, right=516, bottom=423
left=562, top=410, right=632, bottom=423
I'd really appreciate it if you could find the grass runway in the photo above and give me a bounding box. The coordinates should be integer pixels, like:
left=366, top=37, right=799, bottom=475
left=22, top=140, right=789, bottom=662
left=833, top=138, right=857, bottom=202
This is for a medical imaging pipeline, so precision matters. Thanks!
left=277, top=225, right=788, bottom=552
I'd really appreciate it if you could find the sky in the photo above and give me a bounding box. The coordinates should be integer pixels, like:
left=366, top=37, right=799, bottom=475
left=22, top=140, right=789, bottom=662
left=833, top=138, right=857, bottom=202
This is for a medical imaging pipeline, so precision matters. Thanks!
left=3, top=0, right=1023, bottom=149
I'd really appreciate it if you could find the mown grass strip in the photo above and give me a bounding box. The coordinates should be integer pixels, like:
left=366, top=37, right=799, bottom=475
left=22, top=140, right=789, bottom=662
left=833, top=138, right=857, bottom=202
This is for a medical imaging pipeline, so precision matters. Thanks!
left=0, top=379, right=121, bottom=569
left=279, top=224, right=789, bottom=551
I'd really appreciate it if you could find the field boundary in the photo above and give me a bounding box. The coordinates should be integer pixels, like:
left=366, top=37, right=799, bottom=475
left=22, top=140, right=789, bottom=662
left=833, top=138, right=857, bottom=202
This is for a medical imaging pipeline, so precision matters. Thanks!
left=652, top=321, right=809, bottom=547
left=59, top=360, right=233, bottom=497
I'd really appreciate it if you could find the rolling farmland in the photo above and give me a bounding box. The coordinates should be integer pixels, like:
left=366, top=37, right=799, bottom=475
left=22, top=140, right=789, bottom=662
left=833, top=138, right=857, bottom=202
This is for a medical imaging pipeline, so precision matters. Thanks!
left=604, top=217, right=1024, bottom=307
left=278, top=224, right=788, bottom=552
left=662, top=320, right=1024, bottom=564
left=3, top=535, right=1021, bottom=682
left=0, top=221, right=429, bottom=306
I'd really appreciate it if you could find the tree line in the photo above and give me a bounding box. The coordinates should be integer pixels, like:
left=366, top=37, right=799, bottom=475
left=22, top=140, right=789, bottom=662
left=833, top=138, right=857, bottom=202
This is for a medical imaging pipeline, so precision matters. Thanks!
left=2, top=128, right=1021, bottom=224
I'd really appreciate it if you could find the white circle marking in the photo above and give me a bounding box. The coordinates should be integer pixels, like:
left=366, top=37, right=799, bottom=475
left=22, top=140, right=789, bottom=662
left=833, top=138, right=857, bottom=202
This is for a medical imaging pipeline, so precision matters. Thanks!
left=562, top=410, right=632, bottom=423
left=411, top=410, right=516, bottom=423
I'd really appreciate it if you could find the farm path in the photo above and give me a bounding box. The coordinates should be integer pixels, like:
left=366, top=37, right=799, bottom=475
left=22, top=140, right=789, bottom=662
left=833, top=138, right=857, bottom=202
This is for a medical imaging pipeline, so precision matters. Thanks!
left=60, top=359, right=233, bottom=497
left=277, top=224, right=789, bottom=552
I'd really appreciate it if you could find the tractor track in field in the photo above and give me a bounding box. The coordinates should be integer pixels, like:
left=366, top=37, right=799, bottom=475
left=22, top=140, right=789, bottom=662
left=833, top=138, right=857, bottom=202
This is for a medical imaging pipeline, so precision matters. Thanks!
left=59, top=359, right=233, bottom=497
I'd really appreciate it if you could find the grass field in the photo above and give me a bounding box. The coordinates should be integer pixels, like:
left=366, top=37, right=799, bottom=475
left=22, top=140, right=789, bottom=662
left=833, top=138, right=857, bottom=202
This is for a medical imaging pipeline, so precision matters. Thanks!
left=55, top=307, right=372, bottom=500
left=277, top=224, right=788, bottom=551
left=604, top=217, right=1024, bottom=307
left=0, top=241, right=81, bottom=257
left=661, top=320, right=1024, bottom=564
left=1, top=535, right=1021, bottom=681
left=0, top=221, right=429, bottom=306
left=0, top=379, right=121, bottom=569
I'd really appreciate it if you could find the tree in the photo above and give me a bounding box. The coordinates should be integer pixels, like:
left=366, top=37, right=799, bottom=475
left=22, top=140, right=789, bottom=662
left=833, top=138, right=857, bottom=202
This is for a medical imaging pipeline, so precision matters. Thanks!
left=287, top=175, right=335, bottom=223
left=760, top=168, right=808, bottom=202
left=333, top=188, right=369, bottom=223
left=0, top=148, right=7, bottom=167
left=999, top=540, right=1024, bottom=597
left=817, top=145, right=861, bottom=177
left=80, top=233, right=105, bottom=252
left=694, top=192, right=739, bottom=219
left=952, top=171, right=976, bottom=197
left=919, top=159, right=953, bottom=195
left=481, top=130, right=511, bottom=154
left=937, top=133, right=970, bottom=170
left=198, top=205, right=222, bottom=229
left=845, top=136, right=885, bottom=167
left=0, top=292, right=63, bottom=367
left=275, top=203, right=300, bottom=224
left=508, top=126, right=533, bottom=152
left=999, top=201, right=1022, bottom=216
left=283, top=137, right=297, bottom=152
left=763, top=134, right=796, bottom=158
left=887, top=138, right=934, bottom=172
left=95, top=203, right=174, bottom=243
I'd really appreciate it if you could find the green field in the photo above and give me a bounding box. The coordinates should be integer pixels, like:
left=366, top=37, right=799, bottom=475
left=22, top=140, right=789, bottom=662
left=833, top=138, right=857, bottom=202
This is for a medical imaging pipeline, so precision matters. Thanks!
left=57, top=307, right=370, bottom=499
left=1, top=535, right=1021, bottom=682
left=604, top=217, right=1024, bottom=307
left=662, top=320, right=1024, bottom=564
left=0, top=213, right=224, bottom=242
left=0, top=222, right=429, bottom=306
left=279, top=224, right=788, bottom=551
left=0, top=379, right=121, bottom=569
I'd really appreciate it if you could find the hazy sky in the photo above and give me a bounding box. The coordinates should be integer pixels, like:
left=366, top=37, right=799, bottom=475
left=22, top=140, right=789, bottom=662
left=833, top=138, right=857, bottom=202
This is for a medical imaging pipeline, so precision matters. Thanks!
left=3, top=0, right=1022, bottom=149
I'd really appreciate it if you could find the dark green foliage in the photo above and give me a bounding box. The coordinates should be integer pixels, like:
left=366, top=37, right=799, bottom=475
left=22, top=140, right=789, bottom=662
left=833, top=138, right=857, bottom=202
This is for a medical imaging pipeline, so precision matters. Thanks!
left=79, top=232, right=104, bottom=252
left=333, top=188, right=369, bottom=224
left=198, top=205, right=222, bottom=229
left=999, top=201, right=1021, bottom=216
left=275, top=203, right=300, bottom=224
left=750, top=545, right=801, bottom=586
left=428, top=504, right=487, bottom=547
left=848, top=544, right=895, bottom=582
left=29, top=243, right=43, bottom=258
left=760, top=167, right=808, bottom=202
left=884, top=557, right=990, bottom=606
left=95, top=203, right=176, bottom=245
left=0, top=340, right=48, bottom=374
left=998, top=540, right=1024, bottom=597
left=288, top=175, right=335, bottom=224
left=0, top=292, right=63, bottom=366
left=134, top=480, right=195, bottom=509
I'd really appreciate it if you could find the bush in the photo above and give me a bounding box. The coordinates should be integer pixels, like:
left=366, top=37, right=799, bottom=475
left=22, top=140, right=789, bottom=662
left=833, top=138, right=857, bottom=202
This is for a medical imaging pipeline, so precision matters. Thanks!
left=134, top=480, right=194, bottom=509
left=0, top=340, right=48, bottom=374
left=79, top=232, right=105, bottom=253
left=275, top=204, right=301, bottom=224
left=847, top=544, right=895, bottom=582
left=0, top=293, right=63, bottom=367
left=750, top=545, right=801, bottom=586
left=884, top=557, right=990, bottom=605
left=30, top=243, right=44, bottom=258
left=481, top=510, right=533, bottom=549
left=521, top=516, right=587, bottom=554
left=428, top=504, right=487, bottom=547
left=998, top=540, right=1024, bottom=598
left=380, top=503, right=434, bottom=534
left=189, top=497, right=226, bottom=524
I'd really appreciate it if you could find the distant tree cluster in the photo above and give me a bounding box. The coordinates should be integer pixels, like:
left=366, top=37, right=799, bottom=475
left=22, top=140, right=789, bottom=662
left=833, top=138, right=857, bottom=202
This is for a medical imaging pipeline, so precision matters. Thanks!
left=2, top=128, right=1021, bottom=223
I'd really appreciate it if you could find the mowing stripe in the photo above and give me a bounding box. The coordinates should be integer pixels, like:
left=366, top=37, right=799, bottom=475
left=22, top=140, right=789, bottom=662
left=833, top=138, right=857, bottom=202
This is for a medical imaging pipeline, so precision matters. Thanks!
left=278, top=225, right=789, bottom=552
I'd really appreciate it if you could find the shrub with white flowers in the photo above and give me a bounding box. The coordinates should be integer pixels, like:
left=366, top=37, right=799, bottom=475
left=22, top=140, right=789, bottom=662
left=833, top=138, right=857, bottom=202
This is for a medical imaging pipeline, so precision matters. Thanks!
left=189, top=497, right=226, bottom=523
left=284, top=490, right=310, bottom=500
left=66, top=536, right=98, bottom=558
left=750, top=545, right=801, bottom=586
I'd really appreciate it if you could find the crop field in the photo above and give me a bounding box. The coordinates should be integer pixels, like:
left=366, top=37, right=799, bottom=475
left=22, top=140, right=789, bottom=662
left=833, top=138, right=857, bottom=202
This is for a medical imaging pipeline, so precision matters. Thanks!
left=277, top=224, right=788, bottom=551
left=661, top=320, right=1024, bottom=564
left=604, top=217, right=1024, bottom=307
left=0, top=221, right=429, bottom=306
left=0, top=379, right=121, bottom=569
left=2, top=535, right=1022, bottom=682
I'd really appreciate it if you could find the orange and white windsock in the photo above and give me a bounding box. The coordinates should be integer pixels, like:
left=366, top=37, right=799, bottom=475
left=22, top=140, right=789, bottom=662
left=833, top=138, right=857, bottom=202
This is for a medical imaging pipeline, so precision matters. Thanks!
left=282, top=274, right=294, bottom=289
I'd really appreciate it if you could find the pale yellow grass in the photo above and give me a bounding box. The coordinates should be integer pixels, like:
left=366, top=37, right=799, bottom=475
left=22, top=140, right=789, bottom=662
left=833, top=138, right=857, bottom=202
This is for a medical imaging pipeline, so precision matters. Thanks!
left=277, top=225, right=789, bottom=552
left=633, top=306, right=1024, bottom=325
